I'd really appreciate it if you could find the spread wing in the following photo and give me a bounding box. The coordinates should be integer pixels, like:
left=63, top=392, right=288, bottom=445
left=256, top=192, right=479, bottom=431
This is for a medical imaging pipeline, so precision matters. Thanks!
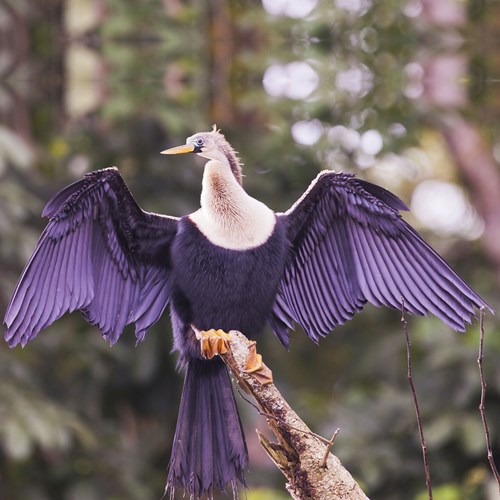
left=4, top=167, right=178, bottom=347
left=271, top=171, right=491, bottom=345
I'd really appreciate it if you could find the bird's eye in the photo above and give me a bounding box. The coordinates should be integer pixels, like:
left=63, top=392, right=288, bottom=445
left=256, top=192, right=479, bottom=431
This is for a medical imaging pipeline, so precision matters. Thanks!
left=194, top=137, right=204, bottom=148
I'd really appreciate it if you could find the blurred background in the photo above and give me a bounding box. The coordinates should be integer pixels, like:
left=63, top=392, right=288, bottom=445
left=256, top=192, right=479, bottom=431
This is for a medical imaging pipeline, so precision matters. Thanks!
left=0, top=0, right=499, bottom=498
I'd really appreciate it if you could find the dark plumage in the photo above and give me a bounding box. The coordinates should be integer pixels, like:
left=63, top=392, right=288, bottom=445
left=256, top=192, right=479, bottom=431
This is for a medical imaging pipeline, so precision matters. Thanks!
left=170, top=216, right=288, bottom=362
left=3, top=128, right=491, bottom=499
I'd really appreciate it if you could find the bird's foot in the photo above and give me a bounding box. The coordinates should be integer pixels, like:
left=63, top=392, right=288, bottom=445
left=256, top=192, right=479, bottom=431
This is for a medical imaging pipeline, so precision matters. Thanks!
left=245, top=341, right=273, bottom=386
left=196, top=328, right=232, bottom=360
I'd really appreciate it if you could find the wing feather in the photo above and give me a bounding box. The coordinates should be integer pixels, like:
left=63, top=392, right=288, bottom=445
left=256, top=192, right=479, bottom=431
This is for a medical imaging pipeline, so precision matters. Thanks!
left=4, top=167, right=178, bottom=347
left=273, top=171, right=491, bottom=343
left=310, top=252, right=339, bottom=323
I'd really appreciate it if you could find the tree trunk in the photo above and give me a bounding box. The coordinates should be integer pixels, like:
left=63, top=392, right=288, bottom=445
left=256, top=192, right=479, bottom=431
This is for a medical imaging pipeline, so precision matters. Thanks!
left=441, top=116, right=500, bottom=284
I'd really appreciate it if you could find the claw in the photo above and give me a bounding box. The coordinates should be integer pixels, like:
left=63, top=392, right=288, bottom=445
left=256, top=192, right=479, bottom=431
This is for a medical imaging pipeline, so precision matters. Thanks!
left=245, top=341, right=273, bottom=385
left=197, top=329, right=232, bottom=360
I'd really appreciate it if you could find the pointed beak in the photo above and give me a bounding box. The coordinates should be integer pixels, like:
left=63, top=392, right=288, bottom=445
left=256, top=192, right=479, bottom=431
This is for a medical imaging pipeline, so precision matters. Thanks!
left=160, top=144, right=196, bottom=155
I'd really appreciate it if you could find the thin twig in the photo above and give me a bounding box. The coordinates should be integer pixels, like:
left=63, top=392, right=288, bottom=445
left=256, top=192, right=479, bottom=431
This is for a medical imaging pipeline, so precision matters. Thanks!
left=401, top=300, right=433, bottom=500
left=227, top=341, right=337, bottom=449
left=234, top=385, right=333, bottom=447
left=477, top=307, right=500, bottom=492
left=320, top=428, right=340, bottom=468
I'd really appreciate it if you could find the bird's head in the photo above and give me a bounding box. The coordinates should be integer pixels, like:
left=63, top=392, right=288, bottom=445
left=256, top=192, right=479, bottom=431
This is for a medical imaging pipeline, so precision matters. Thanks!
left=161, top=126, right=243, bottom=184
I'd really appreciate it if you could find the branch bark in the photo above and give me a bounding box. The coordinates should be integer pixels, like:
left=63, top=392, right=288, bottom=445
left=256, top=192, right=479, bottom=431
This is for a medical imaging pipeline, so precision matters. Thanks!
left=220, top=330, right=369, bottom=500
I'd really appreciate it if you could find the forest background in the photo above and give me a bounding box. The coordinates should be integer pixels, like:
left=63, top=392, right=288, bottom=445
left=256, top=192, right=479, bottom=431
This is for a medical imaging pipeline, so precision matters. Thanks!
left=0, top=1, right=499, bottom=498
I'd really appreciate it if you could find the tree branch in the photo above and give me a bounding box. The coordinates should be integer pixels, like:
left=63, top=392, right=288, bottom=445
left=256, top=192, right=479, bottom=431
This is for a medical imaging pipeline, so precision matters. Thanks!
left=401, top=302, right=433, bottom=499
left=477, top=307, right=500, bottom=492
left=220, top=330, right=369, bottom=500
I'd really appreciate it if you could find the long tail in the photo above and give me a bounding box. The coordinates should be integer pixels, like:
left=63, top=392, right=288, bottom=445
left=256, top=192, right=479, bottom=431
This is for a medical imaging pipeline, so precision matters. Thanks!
left=165, top=357, right=248, bottom=499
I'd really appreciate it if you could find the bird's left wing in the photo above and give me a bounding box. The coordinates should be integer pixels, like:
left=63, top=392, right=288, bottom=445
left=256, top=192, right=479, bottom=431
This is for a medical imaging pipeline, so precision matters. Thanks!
left=4, top=167, right=178, bottom=347
left=271, top=171, right=491, bottom=344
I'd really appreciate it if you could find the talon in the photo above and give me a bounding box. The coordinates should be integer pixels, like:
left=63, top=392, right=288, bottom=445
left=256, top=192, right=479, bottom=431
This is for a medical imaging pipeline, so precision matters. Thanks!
left=197, top=328, right=232, bottom=359
left=245, top=341, right=273, bottom=385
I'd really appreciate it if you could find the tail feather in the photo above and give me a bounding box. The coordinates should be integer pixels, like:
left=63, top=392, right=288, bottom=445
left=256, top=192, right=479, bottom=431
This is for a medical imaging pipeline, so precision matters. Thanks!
left=166, top=358, right=248, bottom=498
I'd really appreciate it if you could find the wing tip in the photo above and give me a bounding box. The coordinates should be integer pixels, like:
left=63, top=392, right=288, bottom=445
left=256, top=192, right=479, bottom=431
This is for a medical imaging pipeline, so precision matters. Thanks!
left=135, top=330, right=147, bottom=347
left=4, top=335, right=17, bottom=348
left=443, top=301, right=494, bottom=332
left=480, top=302, right=495, bottom=316
left=4, top=328, right=26, bottom=348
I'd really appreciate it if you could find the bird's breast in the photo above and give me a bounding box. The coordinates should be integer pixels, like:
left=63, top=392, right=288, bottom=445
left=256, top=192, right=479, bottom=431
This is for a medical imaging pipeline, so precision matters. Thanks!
left=170, top=216, right=289, bottom=336
left=188, top=197, right=276, bottom=251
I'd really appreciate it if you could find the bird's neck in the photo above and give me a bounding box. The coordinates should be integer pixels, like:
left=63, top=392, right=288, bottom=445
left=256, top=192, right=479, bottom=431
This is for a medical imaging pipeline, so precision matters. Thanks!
left=191, top=159, right=276, bottom=250
left=201, top=160, right=248, bottom=222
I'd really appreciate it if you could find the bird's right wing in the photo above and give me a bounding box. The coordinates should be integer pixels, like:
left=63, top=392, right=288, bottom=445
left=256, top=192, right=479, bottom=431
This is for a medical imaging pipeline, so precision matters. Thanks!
left=4, top=167, right=178, bottom=347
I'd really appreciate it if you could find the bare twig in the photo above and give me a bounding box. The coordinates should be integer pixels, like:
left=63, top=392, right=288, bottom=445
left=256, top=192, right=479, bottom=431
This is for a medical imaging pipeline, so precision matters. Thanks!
left=234, top=385, right=334, bottom=447
left=401, top=301, right=433, bottom=500
left=320, top=428, right=341, bottom=469
left=477, top=307, right=500, bottom=492
left=220, top=330, right=369, bottom=500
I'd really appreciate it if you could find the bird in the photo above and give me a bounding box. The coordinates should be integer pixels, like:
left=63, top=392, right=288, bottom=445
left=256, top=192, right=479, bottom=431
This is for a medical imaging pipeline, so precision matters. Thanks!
left=4, top=126, right=491, bottom=499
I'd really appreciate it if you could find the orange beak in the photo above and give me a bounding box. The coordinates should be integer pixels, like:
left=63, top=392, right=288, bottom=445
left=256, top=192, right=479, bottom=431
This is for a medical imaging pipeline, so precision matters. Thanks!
left=160, top=144, right=196, bottom=155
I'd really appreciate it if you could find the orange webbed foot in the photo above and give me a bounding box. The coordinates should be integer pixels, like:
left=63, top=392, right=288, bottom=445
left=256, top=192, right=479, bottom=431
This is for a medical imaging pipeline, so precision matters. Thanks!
left=196, top=328, right=232, bottom=360
left=245, top=341, right=273, bottom=385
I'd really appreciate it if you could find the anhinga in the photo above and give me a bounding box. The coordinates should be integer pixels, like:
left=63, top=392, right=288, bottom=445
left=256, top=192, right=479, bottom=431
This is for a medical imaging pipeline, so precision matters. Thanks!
left=4, top=127, right=491, bottom=498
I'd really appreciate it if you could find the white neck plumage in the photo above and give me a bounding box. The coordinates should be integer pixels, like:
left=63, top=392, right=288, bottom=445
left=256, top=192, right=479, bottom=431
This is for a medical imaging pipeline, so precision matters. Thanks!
left=189, top=158, right=276, bottom=250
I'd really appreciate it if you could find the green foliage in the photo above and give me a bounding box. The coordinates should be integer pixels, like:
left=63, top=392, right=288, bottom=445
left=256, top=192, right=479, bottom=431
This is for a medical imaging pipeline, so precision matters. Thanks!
left=0, top=0, right=499, bottom=499
left=247, top=487, right=290, bottom=500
